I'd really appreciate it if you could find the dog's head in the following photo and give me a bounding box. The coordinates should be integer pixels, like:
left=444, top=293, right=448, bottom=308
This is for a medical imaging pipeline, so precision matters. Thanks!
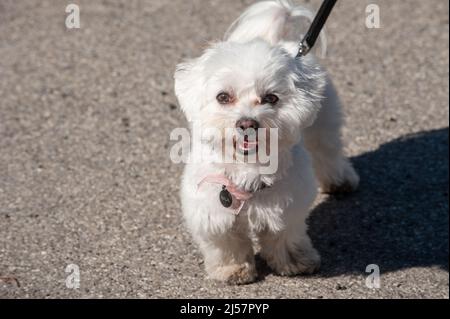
left=174, top=38, right=326, bottom=159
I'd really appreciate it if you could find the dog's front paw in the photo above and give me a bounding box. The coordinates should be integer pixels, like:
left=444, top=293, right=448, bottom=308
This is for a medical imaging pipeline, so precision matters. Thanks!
left=266, top=246, right=321, bottom=276
left=208, top=263, right=257, bottom=285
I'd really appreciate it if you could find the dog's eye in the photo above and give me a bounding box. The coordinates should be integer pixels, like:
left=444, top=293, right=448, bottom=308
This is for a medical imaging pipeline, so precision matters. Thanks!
left=216, top=92, right=232, bottom=104
left=261, top=94, right=279, bottom=105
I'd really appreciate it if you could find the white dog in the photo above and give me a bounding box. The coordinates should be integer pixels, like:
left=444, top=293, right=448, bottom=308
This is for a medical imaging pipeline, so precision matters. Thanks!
left=174, top=0, right=359, bottom=284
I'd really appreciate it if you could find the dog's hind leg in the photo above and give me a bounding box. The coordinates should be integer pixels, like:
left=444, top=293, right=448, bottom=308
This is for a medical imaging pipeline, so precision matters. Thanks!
left=303, top=79, right=359, bottom=194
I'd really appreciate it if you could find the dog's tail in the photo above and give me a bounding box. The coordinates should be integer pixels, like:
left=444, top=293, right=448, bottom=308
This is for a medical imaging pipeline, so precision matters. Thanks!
left=224, top=0, right=318, bottom=46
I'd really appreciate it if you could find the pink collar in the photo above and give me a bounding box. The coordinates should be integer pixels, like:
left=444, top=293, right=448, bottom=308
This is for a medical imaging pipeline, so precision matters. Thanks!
left=197, top=174, right=253, bottom=215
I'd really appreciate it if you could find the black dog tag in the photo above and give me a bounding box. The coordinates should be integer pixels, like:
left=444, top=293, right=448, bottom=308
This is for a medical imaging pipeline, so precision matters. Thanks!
left=219, top=186, right=233, bottom=208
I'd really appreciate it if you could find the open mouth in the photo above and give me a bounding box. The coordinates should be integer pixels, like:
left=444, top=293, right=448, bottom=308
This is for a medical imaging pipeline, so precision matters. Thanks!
left=234, top=134, right=258, bottom=155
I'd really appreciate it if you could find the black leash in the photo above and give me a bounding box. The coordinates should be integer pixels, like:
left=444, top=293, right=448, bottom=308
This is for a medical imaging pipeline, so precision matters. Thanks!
left=296, top=0, right=337, bottom=58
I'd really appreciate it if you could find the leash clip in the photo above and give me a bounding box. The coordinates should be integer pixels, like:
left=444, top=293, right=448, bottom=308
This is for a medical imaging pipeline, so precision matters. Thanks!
left=296, top=41, right=311, bottom=58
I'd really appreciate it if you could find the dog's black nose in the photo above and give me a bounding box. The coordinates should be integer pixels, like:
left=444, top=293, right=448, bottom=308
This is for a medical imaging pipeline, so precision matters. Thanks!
left=235, top=118, right=259, bottom=131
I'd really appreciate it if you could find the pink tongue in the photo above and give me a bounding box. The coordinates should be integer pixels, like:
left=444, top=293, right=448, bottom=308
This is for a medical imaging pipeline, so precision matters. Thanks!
left=243, top=140, right=257, bottom=148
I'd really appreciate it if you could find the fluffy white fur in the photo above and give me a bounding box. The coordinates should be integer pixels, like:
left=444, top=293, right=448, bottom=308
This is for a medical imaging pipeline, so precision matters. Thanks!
left=174, top=0, right=359, bottom=284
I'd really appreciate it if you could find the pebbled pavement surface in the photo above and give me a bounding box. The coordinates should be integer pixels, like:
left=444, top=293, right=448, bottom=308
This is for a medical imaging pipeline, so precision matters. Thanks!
left=0, top=0, right=448, bottom=298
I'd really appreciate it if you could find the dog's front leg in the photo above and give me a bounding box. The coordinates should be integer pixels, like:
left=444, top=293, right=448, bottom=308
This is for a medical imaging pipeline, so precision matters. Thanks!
left=196, top=227, right=256, bottom=285
left=258, top=217, right=320, bottom=276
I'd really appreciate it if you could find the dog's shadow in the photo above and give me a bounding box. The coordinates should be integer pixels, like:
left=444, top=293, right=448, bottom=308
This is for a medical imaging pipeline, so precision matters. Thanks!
left=257, top=128, right=449, bottom=279
left=309, top=127, right=449, bottom=277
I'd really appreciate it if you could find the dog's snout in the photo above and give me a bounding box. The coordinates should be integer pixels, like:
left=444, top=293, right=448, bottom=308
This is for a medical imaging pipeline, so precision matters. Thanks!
left=235, top=118, right=259, bottom=131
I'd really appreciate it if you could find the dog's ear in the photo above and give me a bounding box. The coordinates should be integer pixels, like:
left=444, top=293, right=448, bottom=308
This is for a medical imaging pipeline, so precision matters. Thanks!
left=293, top=55, right=328, bottom=129
left=174, top=58, right=205, bottom=122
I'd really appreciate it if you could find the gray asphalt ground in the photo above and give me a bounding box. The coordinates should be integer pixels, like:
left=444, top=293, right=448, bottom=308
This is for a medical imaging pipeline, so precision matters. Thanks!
left=0, top=0, right=448, bottom=299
